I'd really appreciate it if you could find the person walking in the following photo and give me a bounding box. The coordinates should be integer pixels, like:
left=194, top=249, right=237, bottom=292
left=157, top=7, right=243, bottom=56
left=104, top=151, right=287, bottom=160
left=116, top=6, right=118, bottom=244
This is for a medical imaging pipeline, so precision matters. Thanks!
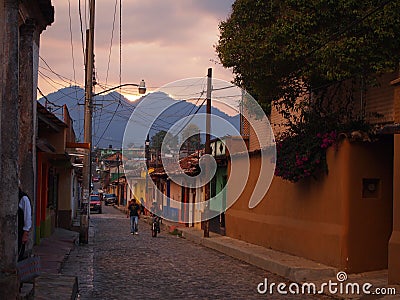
left=127, top=199, right=140, bottom=235
left=18, top=187, right=32, bottom=261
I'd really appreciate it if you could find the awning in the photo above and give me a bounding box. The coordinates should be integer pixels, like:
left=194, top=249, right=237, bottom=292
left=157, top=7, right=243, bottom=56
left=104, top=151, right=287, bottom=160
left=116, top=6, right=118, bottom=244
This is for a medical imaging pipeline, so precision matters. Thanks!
left=36, top=138, right=56, bottom=153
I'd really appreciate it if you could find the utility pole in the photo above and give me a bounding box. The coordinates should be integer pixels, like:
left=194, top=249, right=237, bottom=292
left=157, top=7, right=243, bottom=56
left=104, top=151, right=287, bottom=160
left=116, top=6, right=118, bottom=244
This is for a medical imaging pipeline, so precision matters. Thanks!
left=203, top=68, right=212, bottom=237
left=117, top=151, right=120, bottom=206
left=82, top=0, right=95, bottom=243
left=145, top=134, right=150, bottom=208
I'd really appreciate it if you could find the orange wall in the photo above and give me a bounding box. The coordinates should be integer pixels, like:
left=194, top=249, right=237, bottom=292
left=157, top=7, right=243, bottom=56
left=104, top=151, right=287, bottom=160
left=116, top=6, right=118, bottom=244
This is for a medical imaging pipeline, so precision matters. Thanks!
left=46, top=131, right=65, bottom=153
left=389, top=134, right=400, bottom=283
left=226, top=137, right=393, bottom=272
left=346, top=137, right=393, bottom=272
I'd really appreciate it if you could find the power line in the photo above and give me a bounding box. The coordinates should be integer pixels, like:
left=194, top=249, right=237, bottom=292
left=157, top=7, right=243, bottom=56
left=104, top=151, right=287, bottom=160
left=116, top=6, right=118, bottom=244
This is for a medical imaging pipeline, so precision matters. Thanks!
left=94, top=101, right=121, bottom=147
left=38, top=71, right=72, bottom=90
left=170, top=96, right=207, bottom=138
left=93, top=90, right=200, bottom=128
left=67, top=0, right=81, bottom=135
left=39, top=57, right=83, bottom=87
left=105, top=0, right=118, bottom=84
left=37, top=87, right=63, bottom=109
left=38, top=65, right=82, bottom=87
left=44, top=87, right=84, bottom=104
left=98, top=0, right=123, bottom=148
left=84, top=0, right=88, bottom=30
left=67, top=0, right=77, bottom=86
left=78, top=0, right=86, bottom=57
left=37, top=72, right=84, bottom=110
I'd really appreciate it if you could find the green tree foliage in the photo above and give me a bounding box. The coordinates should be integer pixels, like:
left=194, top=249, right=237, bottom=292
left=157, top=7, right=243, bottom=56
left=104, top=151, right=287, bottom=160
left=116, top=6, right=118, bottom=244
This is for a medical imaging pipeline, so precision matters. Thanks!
left=216, top=0, right=400, bottom=113
left=218, top=0, right=400, bottom=182
left=151, top=130, right=178, bottom=152
left=181, top=124, right=201, bottom=152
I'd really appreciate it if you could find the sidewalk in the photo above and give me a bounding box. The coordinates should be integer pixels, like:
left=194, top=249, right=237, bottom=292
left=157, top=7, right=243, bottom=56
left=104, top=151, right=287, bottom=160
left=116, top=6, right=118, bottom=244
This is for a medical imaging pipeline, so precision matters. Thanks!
left=28, top=228, right=79, bottom=300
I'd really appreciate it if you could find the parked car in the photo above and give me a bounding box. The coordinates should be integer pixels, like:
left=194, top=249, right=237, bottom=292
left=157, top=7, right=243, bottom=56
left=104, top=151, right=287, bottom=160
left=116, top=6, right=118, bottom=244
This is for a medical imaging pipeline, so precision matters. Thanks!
left=90, top=194, right=102, bottom=214
left=104, top=193, right=117, bottom=206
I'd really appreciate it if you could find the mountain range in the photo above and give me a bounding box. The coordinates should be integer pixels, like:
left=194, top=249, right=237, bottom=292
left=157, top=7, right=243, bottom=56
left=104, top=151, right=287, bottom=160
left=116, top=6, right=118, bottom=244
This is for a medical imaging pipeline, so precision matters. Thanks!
left=38, top=86, right=240, bottom=149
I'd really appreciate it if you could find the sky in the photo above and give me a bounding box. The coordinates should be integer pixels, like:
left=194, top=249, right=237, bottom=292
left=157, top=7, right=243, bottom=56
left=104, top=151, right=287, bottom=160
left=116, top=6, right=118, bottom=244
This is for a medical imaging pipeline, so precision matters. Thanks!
left=38, top=0, right=236, bottom=101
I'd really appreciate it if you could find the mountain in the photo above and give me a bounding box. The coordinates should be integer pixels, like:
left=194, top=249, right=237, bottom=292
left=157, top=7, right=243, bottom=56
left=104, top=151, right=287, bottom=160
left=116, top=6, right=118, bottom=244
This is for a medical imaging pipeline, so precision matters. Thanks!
left=38, top=86, right=240, bottom=149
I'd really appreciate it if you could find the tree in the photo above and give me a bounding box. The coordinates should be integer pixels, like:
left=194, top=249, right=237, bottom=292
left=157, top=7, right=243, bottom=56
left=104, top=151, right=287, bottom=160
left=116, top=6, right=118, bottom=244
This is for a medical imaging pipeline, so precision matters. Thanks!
left=151, top=130, right=178, bottom=153
left=217, top=0, right=400, bottom=182
left=181, top=124, right=201, bottom=153
left=151, top=130, right=167, bottom=150
left=216, top=0, right=400, bottom=113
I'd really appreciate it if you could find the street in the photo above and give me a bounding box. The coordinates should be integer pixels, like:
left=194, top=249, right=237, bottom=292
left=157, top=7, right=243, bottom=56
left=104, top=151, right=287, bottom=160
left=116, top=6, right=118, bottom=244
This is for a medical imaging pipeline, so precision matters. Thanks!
left=61, top=205, right=333, bottom=299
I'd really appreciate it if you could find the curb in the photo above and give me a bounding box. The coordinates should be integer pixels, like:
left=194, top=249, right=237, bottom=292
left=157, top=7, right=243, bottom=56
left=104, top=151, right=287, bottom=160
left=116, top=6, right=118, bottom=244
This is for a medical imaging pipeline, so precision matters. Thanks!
left=176, top=227, right=337, bottom=283
left=34, top=274, right=78, bottom=300
left=174, top=227, right=400, bottom=300
left=32, top=228, right=80, bottom=300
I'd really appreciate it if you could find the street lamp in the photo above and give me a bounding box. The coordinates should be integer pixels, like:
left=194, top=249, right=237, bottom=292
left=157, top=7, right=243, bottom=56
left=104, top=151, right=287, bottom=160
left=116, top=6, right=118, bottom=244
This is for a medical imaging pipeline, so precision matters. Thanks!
left=92, top=80, right=147, bottom=97
left=138, top=80, right=146, bottom=95
left=85, top=80, right=145, bottom=209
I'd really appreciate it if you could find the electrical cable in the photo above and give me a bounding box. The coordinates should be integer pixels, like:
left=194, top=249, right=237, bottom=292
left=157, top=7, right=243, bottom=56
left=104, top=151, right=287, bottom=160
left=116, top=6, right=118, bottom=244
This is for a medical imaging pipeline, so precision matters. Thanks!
left=105, top=0, right=118, bottom=85
left=78, top=0, right=86, bottom=57
left=67, top=0, right=77, bottom=87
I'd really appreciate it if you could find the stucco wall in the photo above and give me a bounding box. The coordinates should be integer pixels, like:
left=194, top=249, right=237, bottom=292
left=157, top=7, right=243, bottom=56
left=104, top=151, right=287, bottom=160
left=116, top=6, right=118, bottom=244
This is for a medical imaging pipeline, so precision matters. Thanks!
left=345, top=137, right=393, bottom=272
left=389, top=134, right=400, bottom=284
left=57, top=168, right=72, bottom=229
left=226, top=138, right=393, bottom=272
left=58, top=168, right=72, bottom=210
left=169, top=180, right=182, bottom=207
left=46, top=131, right=66, bottom=153
left=129, top=178, right=146, bottom=203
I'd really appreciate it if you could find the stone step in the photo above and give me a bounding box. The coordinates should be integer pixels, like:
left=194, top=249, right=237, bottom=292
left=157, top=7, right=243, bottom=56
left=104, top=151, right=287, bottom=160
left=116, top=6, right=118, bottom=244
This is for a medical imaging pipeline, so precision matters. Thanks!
left=34, top=274, right=78, bottom=300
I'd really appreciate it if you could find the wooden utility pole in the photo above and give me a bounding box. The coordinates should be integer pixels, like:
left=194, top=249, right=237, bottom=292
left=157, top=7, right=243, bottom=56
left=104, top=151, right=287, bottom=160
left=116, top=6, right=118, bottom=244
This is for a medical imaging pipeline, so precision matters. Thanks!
left=117, top=152, right=120, bottom=205
left=203, top=68, right=212, bottom=237
left=82, top=0, right=95, bottom=242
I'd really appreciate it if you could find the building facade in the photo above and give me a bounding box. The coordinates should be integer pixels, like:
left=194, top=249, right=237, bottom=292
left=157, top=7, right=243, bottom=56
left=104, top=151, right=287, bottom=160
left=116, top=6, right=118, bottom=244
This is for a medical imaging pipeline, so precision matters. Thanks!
left=225, top=72, right=400, bottom=282
left=0, top=0, right=54, bottom=295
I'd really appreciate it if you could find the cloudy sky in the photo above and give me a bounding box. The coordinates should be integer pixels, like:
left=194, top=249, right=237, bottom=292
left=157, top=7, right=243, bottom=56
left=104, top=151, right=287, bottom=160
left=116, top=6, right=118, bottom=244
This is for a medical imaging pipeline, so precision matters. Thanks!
left=38, top=0, right=236, bottom=100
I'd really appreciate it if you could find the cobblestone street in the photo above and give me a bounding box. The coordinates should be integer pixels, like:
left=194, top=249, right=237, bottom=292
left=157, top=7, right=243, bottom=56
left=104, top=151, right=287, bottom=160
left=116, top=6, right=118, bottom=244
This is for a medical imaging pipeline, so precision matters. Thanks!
left=61, top=206, right=333, bottom=299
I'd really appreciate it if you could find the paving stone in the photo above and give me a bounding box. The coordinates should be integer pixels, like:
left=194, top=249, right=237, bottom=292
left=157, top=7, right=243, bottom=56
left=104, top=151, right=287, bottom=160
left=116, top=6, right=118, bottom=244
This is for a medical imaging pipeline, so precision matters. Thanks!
left=61, top=205, right=333, bottom=299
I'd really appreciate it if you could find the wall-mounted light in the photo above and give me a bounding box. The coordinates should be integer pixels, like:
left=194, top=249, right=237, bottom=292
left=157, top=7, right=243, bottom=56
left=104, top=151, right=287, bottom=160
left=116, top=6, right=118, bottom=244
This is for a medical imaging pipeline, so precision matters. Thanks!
left=363, top=178, right=380, bottom=198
